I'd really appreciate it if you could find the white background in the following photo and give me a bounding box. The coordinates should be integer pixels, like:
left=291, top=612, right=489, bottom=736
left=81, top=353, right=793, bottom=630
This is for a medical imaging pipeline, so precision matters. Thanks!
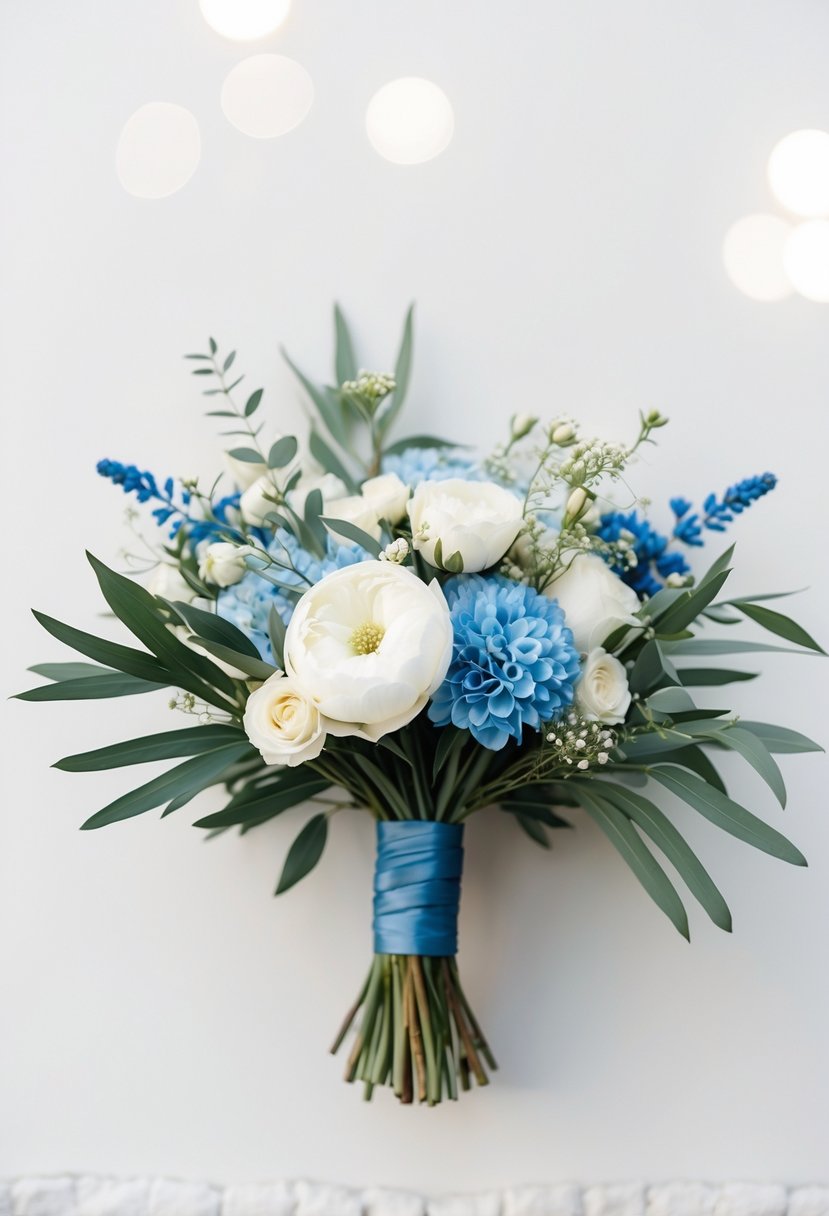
left=2, top=0, right=828, bottom=1193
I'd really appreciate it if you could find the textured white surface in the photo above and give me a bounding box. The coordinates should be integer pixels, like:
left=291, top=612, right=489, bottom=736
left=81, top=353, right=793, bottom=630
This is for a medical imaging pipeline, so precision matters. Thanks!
left=3, top=1182, right=829, bottom=1216
left=2, top=0, right=829, bottom=1194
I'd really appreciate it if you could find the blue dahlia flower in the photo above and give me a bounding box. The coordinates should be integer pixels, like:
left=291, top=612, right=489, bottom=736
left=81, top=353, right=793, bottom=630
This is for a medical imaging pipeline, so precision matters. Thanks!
left=217, top=528, right=368, bottom=663
left=597, top=510, right=691, bottom=599
left=429, top=575, right=580, bottom=751
left=382, top=446, right=480, bottom=487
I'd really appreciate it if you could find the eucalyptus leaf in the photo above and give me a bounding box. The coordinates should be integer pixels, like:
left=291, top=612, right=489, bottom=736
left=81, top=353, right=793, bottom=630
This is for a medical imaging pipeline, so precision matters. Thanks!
left=382, top=434, right=462, bottom=458
left=268, top=604, right=287, bottom=670
left=728, top=601, right=825, bottom=655
left=275, top=813, right=329, bottom=894
left=334, top=303, right=358, bottom=383
left=227, top=447, right=264, bottom=463
left=244, top=389, right=264, bottom=417
left=738, top=721, right=824, bottom=755
left=268, top=435, right=299, bottom=469
left=282, top=349, right=350, bottom=449
left=697, top=726, right=787, bottom=807
left=320, top=516, right=383, bottom=557
left=308, top=429, right=359, bottom=494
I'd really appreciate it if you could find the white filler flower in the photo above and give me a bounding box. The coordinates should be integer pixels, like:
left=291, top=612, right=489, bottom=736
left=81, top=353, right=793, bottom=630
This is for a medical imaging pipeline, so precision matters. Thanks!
left=576, top=648, right=632, bottom=724
left=547, top=554, right=641, bottom=652
left=284, top=561, right=453, bottom=740
left=408, top=478, right=524, bottom=572
left=244, top=674, right=327, bottom=767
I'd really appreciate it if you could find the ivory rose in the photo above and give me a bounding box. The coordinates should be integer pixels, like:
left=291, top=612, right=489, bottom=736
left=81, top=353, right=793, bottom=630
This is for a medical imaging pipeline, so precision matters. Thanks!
left=408, top=478, right=524, bottom=572
left=576, top=647, right=631, bottom=724
left=547, top=554, right=640, bottom=652
left=244, top=673, right=327, bottom=766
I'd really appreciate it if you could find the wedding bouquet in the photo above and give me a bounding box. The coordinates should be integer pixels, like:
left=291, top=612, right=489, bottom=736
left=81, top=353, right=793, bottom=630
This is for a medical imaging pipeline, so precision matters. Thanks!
left=19, top=307, right=822, bottom=1106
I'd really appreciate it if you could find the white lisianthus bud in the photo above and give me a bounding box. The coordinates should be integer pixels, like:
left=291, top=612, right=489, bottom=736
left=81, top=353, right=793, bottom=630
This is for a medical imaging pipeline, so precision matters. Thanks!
left=284, top=561, right=452, bottom=741
left=564, top=487, right=590, bottom=524
left=198, top=542, right=254, bottom=588
left=224, top=452, right=269, bottom=491
left=576, top=648, right=632, bottom=724
left=360, top=472, right=410, bottom=525
left=510, top=413, right=537, bottom=441
left=240, top=474, right=279, bottom=526
left=551, top=422, right=575, bottom=444
left=324, top=495, right=383, bottom=542
left=546, top=554, right=641, bottom=652
left=407, top=478, right=524, bottom=573
left=148, top=563, right=196, bottom=603
left=243, top=673, right=327, bottom=767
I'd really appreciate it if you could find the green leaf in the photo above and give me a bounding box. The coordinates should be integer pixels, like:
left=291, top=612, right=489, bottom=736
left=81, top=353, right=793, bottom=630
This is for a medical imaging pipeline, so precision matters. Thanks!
left=646, top=686, right=698, bottom=715
left=308, top=428, right=359, bottom=494
left=320, top=516, right=383, bottom=557
left=244, top=388, right=263, bottom=417
left=302, top=487, right=328, bottom=554
left=268, top=604, right=287, bottom=670
left=15, top=673, right=167, bottom=701
left=501, top=802, right=571, bottom=829
left=81, top=742, right=253, bottom=829
left=700, top=725, right=787, bottom=807
left=275, top=813, right=328, bottom=894
left=185, top=636, right=277, bottom=680
left=86, top=554, right=238, bottom=707
left=433, top=726, right=465, bottom=781
left=55, top=725, right=246, bottom=772
left=223, top=351, right=236, bottom=372
left=382, top=434, right=461, bottom=458
left=677, top=667, right=759, bottom=686
left=575, top=787, right=690, bottom=939
left=443, top=549, right=464, bottom=574
left=728, top=601, right=825, bottom=655
left=169, top=600, right=262, bottom=659
left=334, top=303, right=358, bottom=383
left=664, top=638, right=811, bottom=657
left=268, top=435, right=299, bottom=469
left=29, top=661, right=115, bottom=681
left=698, top=544, right=736, bottom=587
left=654, top=570, right=732, bottom=636
left=31, top=611, right=170, bottom=684
left=227, top=447, right=264, bottom=463
left=514, top=814, right=550, bottom=848
left=209, top=337, right=217, bottom=355
left=628, top=639, right=679, bottom=695
left=594, top=782, right=732, bottom=932
left=282, top=349, right=350, bottom=448
left=194, top=774, right=330, bottom=828
left=377, top=304, right=414, bottom=438
left=648, top=765, right=807, bottom=866
left=667, top=746, right=728, bottom=794
left=738, top=721, right=825, bottom=755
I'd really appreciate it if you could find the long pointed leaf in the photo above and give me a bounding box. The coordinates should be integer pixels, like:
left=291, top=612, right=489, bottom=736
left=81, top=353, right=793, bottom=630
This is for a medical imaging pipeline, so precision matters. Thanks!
left=275, top=813, right=328, bottom=894
left=308, top=428, right=359, bottom=494
left=592, top=782, right=732, bottom=931
left=333, top=303, right=358, bottom=383
left=55, top=725, right=246, bottom=772
left=649, top=765, right=806, bottom=866
left=575, top=787, right=690, bottom=939
left=15, top=673, right=167, bottom=701
left=728, top=601, right=825, bottom=655
left=738, top=721, right=824, bottom=755
left=700, top=726, right=787, bottom=808
left=81, top=742, right=253, bottom=829
left=31, top=611, right=169, bottom=683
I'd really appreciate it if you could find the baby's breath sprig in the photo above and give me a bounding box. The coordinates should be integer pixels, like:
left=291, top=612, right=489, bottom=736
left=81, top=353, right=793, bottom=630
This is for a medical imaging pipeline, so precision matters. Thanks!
left=542, top=713, right=617, bottom=774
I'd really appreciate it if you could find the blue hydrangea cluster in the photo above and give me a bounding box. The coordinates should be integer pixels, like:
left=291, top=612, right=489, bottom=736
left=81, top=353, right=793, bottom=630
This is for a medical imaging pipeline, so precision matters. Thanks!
left=597, top=510, right=691, bottom=599
left=382, top=446, right=480, bottom=487
left=217, top=528, right=369, bottom=663
left=429, top=575, right=580, bottom=751
left=671, top=473, right=777, bottom=546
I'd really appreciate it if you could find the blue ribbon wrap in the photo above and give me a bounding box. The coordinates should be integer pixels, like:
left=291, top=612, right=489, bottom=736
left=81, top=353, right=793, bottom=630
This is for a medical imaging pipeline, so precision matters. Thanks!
left=372, top=821, right=464, bottom=957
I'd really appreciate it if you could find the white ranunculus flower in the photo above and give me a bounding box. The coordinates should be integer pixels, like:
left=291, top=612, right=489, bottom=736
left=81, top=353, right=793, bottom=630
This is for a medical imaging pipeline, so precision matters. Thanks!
left=324, top=494, right=383, bottom=542
left=198, top=541, right=253, bottom=588
left=546, top=554, right=641, bottom=652
left=224, top=452, right=268, bottom=490
left=360, top=472, right=410, bottom=525
left=287, top=471, right=348, bottom=516
left=149, top=563, right=196, bottom=603
left=408, top=478, right=524, bottom=572
left=576, top=648, right=632, bottom=724
left=284, top=561, right=452, bottom=741
left=244, top=673, right=326, bottom=766
left=239, top=473, right=280, bottom=526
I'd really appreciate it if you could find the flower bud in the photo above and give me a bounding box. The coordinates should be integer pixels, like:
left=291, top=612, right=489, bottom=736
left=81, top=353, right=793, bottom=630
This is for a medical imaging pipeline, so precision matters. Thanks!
left=510, top=413, right=537, bottom=441
left=551, top=422, right=575, bottom=445
left=564, top=487, right=589, bottom=524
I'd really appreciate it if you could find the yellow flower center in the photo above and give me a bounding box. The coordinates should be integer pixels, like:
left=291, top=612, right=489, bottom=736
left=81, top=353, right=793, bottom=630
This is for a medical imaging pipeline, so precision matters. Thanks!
left=350, top=621, right=385, bottom=655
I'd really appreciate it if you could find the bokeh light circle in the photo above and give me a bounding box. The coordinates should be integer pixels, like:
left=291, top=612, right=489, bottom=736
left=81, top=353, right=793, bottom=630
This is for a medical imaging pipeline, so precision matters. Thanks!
left=366, top=77, right=454, bottom=165
left=722, top=213, right=793, bottom=302
left=221, top=54, right=313, bottom=139
left=115, top=103, right=201, bottom=199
